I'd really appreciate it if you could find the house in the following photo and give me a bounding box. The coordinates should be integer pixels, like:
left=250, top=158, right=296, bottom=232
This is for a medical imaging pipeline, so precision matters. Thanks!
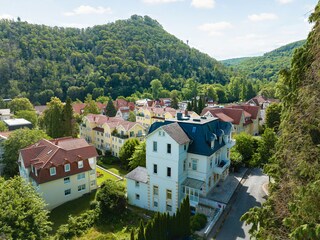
left=126, top=115, right=235, bottom=213
left=136, top=107, right=199, bottom=128
left=116, top=107, right=130, bottom=120
left=72, top=102, right=106, bottom=115
left=201, top=105, right=260, bottom=136
left=114, top=99, right=135, bottom=111
left=0, top=109, right=12, bottom=120
left=80, top=114, right=146, bottom=157
left=18, top=137, right=98, bottom=210
left=4, top=118, right=33, bottom=130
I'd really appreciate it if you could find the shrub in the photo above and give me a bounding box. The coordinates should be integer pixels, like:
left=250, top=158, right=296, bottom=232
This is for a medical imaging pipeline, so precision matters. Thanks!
left=190, top=213, right=207, bottom=232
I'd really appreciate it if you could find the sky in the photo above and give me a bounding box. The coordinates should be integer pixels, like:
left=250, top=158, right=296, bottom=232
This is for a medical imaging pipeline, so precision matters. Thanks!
left=0, top=0, right=318, bottom=60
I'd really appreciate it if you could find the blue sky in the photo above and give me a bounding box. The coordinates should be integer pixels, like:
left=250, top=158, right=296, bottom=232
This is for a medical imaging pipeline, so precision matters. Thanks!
left=0, top=0, right=317, bottom=60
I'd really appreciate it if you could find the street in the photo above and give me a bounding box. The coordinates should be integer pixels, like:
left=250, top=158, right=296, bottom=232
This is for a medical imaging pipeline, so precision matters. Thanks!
left=208, top=168, right=268, bottom=240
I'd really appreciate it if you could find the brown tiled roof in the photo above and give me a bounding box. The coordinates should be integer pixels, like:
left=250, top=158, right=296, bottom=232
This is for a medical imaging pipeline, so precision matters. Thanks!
left=162, top=123, right=190, bottom=145
left=20, top=138, right=98, bottom=184
left=214, top=113, right=234, bottom=123
left=226, top=105, right=260, bottom=119
left=201, top=107, right=244, bottom=125
left=72, top=103, right=106, bottom=115
left=114, top=99, right=128, bottom=110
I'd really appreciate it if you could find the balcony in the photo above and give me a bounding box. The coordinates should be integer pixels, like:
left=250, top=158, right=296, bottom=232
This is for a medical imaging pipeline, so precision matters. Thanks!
left=213, top=160, right=230, bottom=175
left=111, top=133, right=129, bottom=139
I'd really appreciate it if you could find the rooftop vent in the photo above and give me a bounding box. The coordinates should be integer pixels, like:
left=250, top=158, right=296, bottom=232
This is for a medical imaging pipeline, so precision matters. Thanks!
left=200, top=116, right=207, bottom=119
left=193, top=119, right=201, bottom=122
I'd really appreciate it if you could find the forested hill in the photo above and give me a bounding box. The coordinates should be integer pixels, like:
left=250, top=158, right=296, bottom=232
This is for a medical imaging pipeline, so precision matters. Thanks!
left=221, top=40, right=306, bottom=82
left=0, top=15, right=231, bottom=104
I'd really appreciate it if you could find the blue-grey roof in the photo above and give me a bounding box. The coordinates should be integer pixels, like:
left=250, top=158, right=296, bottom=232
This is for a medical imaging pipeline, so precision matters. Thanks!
left=125, top=166, right=148, bottom=183
left=148, top=118, right=232, bottom=156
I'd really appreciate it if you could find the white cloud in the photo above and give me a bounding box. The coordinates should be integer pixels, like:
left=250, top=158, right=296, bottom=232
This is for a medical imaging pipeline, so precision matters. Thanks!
left=143, top=0, right=182, bottom=4
left=198, top=21, right=232, bottom=36
left=0, top=14, right=14, bottom=20
left=64, top=5, right=112, bottom=16
left=248, top=13, right=278, bottom=22
left=276, top=0, right=293, bottom=5
left=191, top=0, right=215, bottom=9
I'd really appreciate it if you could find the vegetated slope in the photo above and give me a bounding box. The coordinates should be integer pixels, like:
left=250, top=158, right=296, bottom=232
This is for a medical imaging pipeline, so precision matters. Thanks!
left=242, top=4, right=320, bottom=239
left=222, top=40, right=306, bottom=81
left=0, top=15, right=231, bottom=104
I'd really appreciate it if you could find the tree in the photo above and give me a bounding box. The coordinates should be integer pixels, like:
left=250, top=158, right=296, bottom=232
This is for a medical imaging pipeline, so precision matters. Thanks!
left=62, top=97, right=75, bottom=136
left=253, top=128, right=277, bottom=166
left=2, top=129, right=49, bottom=178
left=9, top=98, right=34, bottom=114
left=120, top=138, right=140, bottom=169
left=0, top=121, right=8, bottom=131
left=105, top=99, right=117, bottom=117
left=83, top=94, right=100, bottom=115
left=207, top=86, right=218, bottom=102
left=0, top=177, right=52, bottom=239
left=128, top=111, right=136, bottom=122
left=129, top=141, right=146, bottom=170
left=150, top=79, right=162, bottom=99
left=170, top=90, right=180, bottom=109
left=265, top=103, right=282, bottom=131
left=234, top=132, right=257, bottom=166
left=15, top=110, right=38, bottom=127
left=137, top=220, right=145, bottom=240
left=42, top=97, right=64, bottom=138
left=96, top=179, right=127, bottom=216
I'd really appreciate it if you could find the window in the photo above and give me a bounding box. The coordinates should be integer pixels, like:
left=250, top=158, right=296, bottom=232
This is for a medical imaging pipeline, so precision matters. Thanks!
left=192, top=159, right=198, bottom=171
left=153, top=164, right=157, bottom=174
left=78, top=184, right=86, bottom=191
left=77, top=172, right=85, bottom=180
left=78, top=161, right=83, bottom=169
left=166, top=204, right=172, bottom=211
left=210, top=157, right=213, bottom=168
left=153, top=141, right=157, bottom=152
left=153, top=186, right=159, bottom=196
left=50, top=167, right=56, bottom=176
left=64, top=189, right=71, bottom=196
left=154, top=201, right=158, bottom=207
left=183, top=160, right=186, bottom=171
left=90, top=169, right=95, bottom=175
left=184, top=144, right=187, bottom=151
left=158, top=131, right=161, bottom=136
left=167, top=144, right=171, bottom=154
left=227, top=148, right=230, bottom=159
left=64, top=177, right=70, bottom=184
left=166, top=189, right=172, bottom=200
left=208, top=177, right=211, bottom=187
left=135, top=194, right=140, bottom=200
left=90, top=180, right=96, bottom=186
left=167, top=167, right=171, bottom=177
left=135, top=181, right=140, bottom=187
left=64, top=163, right=70, bottom=172
left=162, top=132, right=165, bottom=136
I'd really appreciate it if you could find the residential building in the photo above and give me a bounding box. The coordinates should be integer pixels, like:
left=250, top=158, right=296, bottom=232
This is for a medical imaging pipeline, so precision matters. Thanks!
left=80, top=114, right=146, bottom=157
left=72, top=102, right=106, bottom=115
left=18, top=137, right=98, bottom=210
left=136, top=107, right=199, bottom=128
left=126, top=115, right=235, bottom=213
left=0, top=109, right=12, bottom=120
left=4, top=118, right=33, bottom=130
left=114, top=98, right=135, bottom=111
left=201, top=105, right=260, bottom=136
left=116, top=107, right=130, bottom=120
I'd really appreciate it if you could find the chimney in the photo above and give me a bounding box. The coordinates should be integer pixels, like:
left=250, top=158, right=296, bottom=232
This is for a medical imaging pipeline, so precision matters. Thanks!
left=164, top=107, right=166, bottom=111
left=93, top=116, right=96, bottom=122
left=184, top=110, right=188, bottom=117
left=55, top=140, right=58, bottom=145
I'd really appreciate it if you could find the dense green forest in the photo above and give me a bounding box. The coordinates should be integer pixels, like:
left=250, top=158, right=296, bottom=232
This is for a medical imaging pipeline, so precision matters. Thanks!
left=0, top=15, right=233, bottom=104
left=241, top=2, right=320, bottom=239
left=222, top=40, right=306, bottom=82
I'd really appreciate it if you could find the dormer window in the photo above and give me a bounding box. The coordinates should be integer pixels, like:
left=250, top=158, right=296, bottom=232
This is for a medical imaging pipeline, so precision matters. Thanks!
left=64, top=163, right=70, bottom=172
left=50, top=167, right=56, bottom=176
left=78, top=161, right=83, bottom=169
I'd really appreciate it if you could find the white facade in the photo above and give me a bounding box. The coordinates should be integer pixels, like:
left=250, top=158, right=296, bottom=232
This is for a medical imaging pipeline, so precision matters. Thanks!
left=126, top=179, right=149, bottom=209
left=126, top=118, right=235, bottom=214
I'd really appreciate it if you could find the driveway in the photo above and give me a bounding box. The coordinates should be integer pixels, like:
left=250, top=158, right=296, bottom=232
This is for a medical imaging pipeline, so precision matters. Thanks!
left=208, top=168, right=268, bottom=240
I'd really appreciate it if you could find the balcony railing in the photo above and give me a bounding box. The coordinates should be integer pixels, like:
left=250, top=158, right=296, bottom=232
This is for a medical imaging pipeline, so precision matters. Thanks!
left=213, top=160, right=230, bottom=175
left=111, top=133, right=129, bottom=139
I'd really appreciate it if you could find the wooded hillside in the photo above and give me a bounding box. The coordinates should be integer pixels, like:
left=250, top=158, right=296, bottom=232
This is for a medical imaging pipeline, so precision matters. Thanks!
left=0, top=15, right=231, bottom=104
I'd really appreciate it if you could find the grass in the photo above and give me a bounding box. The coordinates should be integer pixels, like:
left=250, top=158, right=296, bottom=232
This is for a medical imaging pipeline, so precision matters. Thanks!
left=97, top=158, right=129, bottom=177
left=49, top=190, right=97, bottom=232
left=96, top=168, right=119, bottom=186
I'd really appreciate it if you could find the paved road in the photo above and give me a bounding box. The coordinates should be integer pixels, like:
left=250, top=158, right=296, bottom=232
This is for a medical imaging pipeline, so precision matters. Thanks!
left=209, top=168, right=268, bottom=240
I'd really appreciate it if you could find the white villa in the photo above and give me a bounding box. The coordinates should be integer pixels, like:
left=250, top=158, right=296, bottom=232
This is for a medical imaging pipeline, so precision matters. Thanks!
left=126, top=114, right=235, bottom=214
left=19, top=137, right=98, bottom=210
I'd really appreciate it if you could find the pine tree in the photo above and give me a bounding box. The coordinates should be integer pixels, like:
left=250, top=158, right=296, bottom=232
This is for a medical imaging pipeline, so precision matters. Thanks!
left=63, top=97, right=74, bottom=137
left=105, top=99, right=117, bottom=117
left=137, top=220, right=145, bottom=240
left=187, top=101, right=192, bottom=111
left=130, top=229, right=135, bottom=240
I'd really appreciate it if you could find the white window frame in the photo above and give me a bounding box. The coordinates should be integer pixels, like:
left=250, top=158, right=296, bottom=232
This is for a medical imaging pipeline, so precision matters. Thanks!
left=64, top=177, right=70, bottom=184
left=77, top=172, right=85, bottom=180
left=64, top=189, right=71, bottom=196
left=78, top=184, right=86, bottom=192
left=78, top=161, right=83, bottom=169
left=50, top=167, right=56, bottom=176
left=64, top=163, right=70, bottom=172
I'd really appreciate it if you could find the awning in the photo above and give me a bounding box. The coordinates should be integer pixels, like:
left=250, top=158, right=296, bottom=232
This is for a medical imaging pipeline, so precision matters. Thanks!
left=182, top=178, right=205, bottom=190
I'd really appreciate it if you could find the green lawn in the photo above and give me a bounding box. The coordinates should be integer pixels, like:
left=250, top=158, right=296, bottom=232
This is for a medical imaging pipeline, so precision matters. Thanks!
left=49, top=190, right=97, bottom=232
left=97, top=162, right=129, bottom=177
left=96, top=168, right=119, bottom=186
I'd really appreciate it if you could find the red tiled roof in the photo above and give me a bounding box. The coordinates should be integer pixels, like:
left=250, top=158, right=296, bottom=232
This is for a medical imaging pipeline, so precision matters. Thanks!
left=214, top=113, right=234, bottom=123
left=114, top=99, right=128, bottom=110
left=20, top=138, right=98, bottom=184
left=72, top=103, right=106, bottom=115
left=226, top=104, right=259, bottom=119
left=0, top=131, right=12, bottom=139
left=201, top=107, right=244, bottom=125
